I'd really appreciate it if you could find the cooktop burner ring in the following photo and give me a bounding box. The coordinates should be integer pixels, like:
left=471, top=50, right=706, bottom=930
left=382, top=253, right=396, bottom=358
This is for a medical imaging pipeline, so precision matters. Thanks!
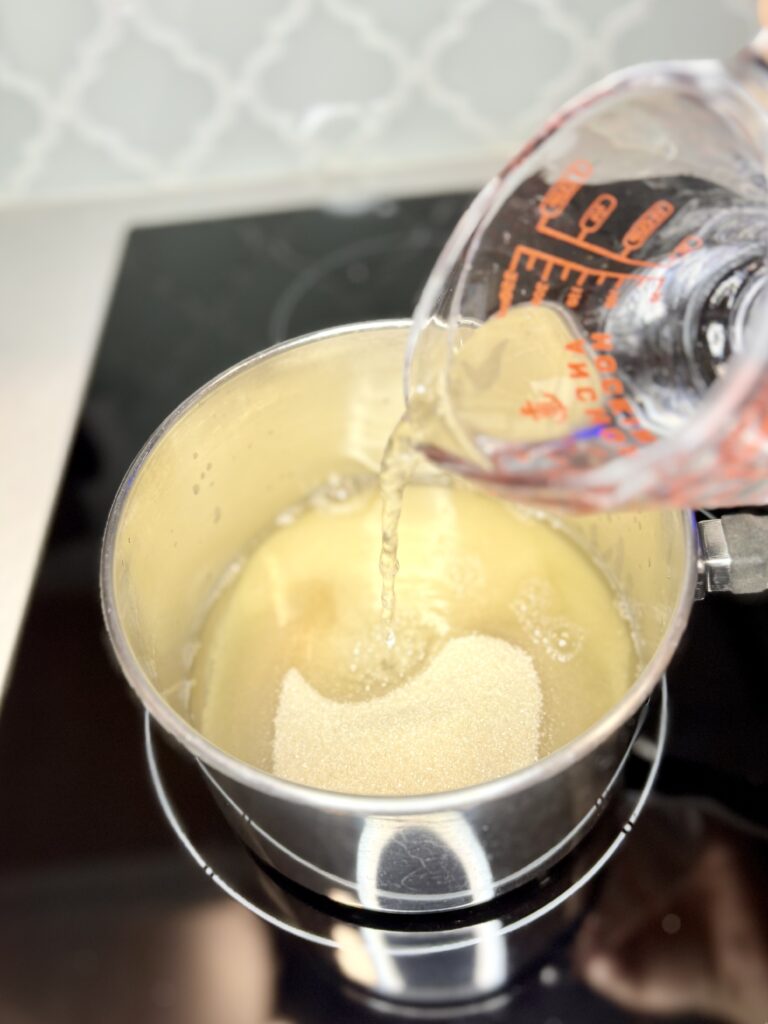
left=267, top=227, right=447, bottom=345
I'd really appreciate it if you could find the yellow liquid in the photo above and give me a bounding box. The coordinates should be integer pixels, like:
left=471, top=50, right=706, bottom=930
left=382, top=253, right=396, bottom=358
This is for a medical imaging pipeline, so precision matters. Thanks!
left=191, top=480, right=636, bottom=792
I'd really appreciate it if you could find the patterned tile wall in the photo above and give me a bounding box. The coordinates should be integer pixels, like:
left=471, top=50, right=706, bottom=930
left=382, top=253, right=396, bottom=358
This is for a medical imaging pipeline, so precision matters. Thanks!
left=0, top=0, right=755, bottom=206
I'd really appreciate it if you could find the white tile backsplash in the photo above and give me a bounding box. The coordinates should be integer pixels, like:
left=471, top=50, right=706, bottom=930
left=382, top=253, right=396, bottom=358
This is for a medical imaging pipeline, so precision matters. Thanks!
left=0, top=0, right=756, bottom=205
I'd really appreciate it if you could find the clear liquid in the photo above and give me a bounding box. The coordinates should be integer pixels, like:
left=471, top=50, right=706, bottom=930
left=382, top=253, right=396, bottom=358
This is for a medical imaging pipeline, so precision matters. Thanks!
left=378, top=409, right=421, bottom=632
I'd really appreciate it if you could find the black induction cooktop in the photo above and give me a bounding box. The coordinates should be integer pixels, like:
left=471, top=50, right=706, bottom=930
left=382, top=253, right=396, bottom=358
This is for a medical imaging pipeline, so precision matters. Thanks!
left=1, top=192, right=766, bottom=1024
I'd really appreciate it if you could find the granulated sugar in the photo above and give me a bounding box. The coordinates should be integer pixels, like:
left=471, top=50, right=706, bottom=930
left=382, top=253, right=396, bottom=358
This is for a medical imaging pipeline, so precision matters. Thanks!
left=272, top=634, right=543, bottom=796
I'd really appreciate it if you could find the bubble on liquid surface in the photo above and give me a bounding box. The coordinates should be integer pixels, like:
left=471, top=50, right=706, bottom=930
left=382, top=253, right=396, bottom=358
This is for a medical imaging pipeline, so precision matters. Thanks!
left=310, top=472, right=370, bottom=509
left=512, top=578, right=584, bottom=664
left=275, top=503, right=302, bottom=527
left=542, top=619, right=584, bottom=663
left=513, top=577, right=551, bottom=616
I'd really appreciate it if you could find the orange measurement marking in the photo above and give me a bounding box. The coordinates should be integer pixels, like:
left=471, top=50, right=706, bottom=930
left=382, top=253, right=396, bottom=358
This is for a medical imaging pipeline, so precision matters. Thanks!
left=671, top=234, right=703, bottom=258
left=586, top=408, right=611, bottom=426
left=534, top=163, right=667, bottom=269
left=621, top=199, right=675, bottom=256
left=578, top=193, right=618, bottom=239
left=563, top=330, right=650, bottom=452
left=519, top=393, right=567, bottom=422
left=576, top=386, right=597, bottom=402
left=590, top=331, right=613, bottom=351
left=497, top=244, right=650, bottom=314
left=498, top=269, right=518, bottom=312
left=631, top=429, right=656, bottom=445
left=539, top=159, right=593, bottom=218
left=535, top=217, right=659, bottom=269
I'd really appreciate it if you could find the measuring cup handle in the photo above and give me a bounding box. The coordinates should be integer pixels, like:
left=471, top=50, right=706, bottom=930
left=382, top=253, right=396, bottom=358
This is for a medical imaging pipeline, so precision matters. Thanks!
left=696, top=514, right=768, bottom=598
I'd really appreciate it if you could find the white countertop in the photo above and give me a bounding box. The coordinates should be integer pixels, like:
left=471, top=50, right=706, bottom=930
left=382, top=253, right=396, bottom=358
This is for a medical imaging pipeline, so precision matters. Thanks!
left=0, top=161, right=489, bottom=703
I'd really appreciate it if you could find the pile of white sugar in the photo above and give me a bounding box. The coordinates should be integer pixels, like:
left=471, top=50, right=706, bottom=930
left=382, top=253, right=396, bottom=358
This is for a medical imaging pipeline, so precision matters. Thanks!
left=272, top=634, right=543, bottom=796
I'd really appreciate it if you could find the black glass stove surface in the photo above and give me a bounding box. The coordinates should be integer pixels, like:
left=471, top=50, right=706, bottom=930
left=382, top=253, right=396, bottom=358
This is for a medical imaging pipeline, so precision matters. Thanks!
left=0, top=193, right=767, bottom=1024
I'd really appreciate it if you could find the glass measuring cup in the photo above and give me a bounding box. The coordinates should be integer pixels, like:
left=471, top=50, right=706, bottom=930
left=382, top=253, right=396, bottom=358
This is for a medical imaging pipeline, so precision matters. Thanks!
left=407, top=34, right=768, bottom=512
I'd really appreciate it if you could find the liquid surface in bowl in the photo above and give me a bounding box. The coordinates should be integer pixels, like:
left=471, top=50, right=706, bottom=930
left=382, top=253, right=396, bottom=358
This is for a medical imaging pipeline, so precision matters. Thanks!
left=189, top=478, right=636, bottom=795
